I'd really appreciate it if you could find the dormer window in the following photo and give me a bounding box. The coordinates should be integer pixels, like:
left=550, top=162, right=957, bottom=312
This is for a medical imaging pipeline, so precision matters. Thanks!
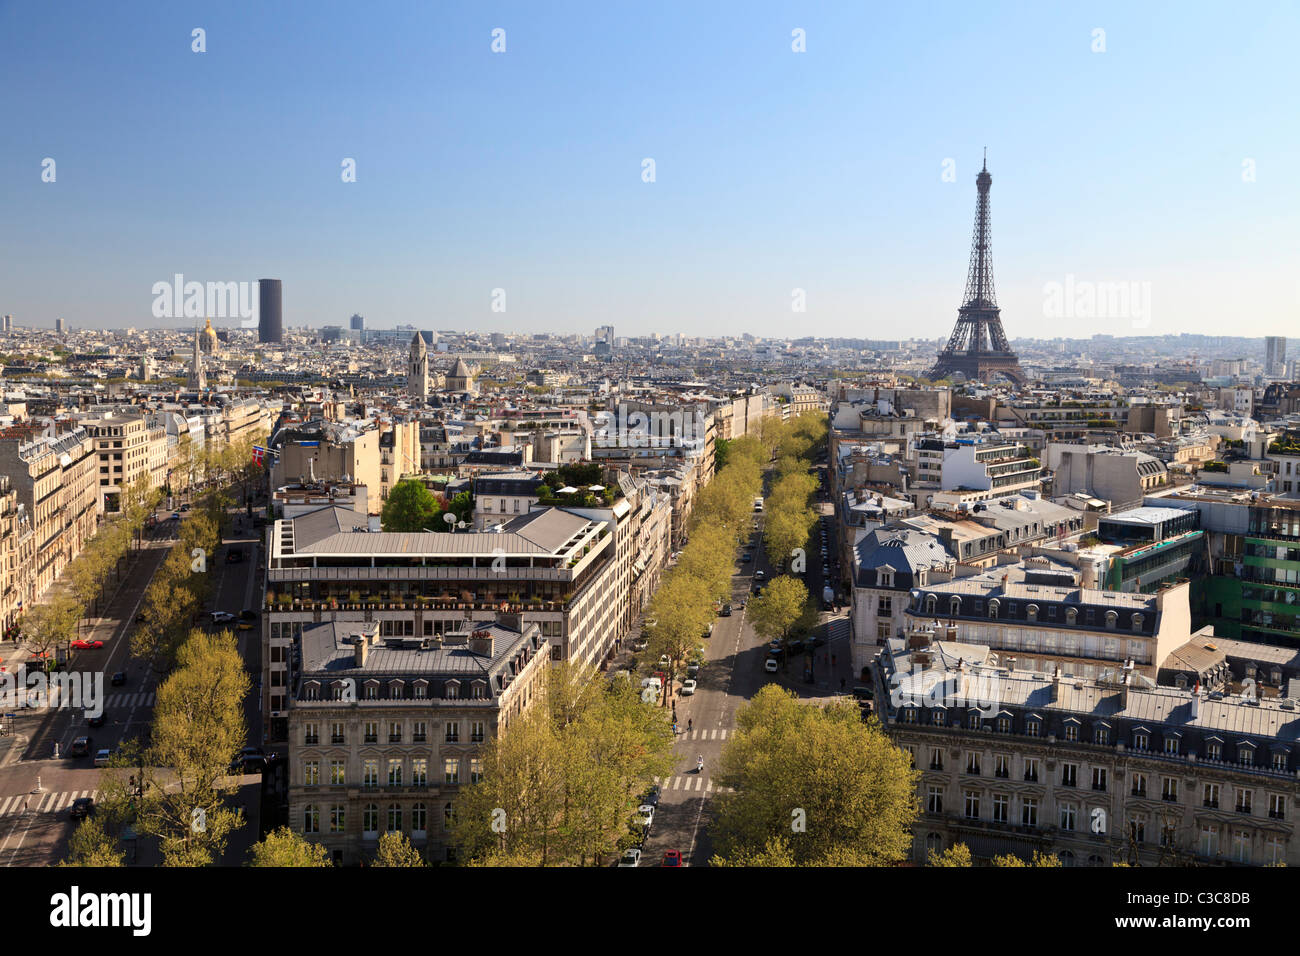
left=1131, top=613, right=1144, bottom=633
left=1104, top=610, right=1118, bottom=630
left=931, top=709, right=946, bottom=726
left=988, top=599, right=1000, bottom=620
left=1134, top=732, right=1149, bottom=751
left=949, top=597, right=961, bottom=617
left=878, top=569, right=894, bottom=588
left=445, top=681, right=460, bottom=700
left=1026, top=604, right=1039, bottom=622
left=1065, top=608, right=1078, bottom=625
left=925, top=595, right=938, bottom=616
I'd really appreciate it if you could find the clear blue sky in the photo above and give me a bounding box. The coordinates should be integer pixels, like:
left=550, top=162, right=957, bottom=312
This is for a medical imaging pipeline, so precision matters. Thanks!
left=2, top=1, right=1296, bottom=339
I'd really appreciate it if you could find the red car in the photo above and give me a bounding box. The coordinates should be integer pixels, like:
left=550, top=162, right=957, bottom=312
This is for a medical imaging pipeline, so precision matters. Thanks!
left=70, top=639, right=104, bottom=650
left=661, top=850, right=683, bottom=867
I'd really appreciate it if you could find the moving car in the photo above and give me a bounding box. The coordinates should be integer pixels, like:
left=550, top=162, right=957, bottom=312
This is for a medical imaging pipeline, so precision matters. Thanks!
left=680, top=679, right=697, bottom=696
left=68, top=797, right=95, bottom=820
left=661, top=849, right=683, bottom=867
left=86, top=713, right=105, bottom=728
left=754, top=570, right=766, bottom=581
left=617, top=848, right=642, bottom=867
left=742, top=552, right=753, bottom=563
left=69, top=736, right=92, bottom=758
left=210, top=611, right=236, bottom=624
left=764, top=658, right=779, bottom=674
left=70, top=639, right=104, bottom=649
left=237, top=609, right=257, bottom=630
left=92, top=748, right=113, bottom=768
left=720, top=604, right=732, bottom=617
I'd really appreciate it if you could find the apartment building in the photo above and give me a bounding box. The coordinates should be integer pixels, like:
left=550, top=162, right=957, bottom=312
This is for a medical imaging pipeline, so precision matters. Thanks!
left=74, top=408, right=165, bottom=511
left=878, top=627, right=1300, bottom=866
left=287, top=616, right=548, bottom=864
left=378, top=419, right=422, bottom=504
left=938, top=437, right=1042, bottom=502
left=0, top=424, right=99, bottom=601
left=0, top=477, right=35, bottom=634
left=261, top=503, right=627, bottom=742
left=901, top=564, right=1193, bottom=683
left=1046, top=443, right=1169, bottom=509
left=271, top=421, right=382, bottom=511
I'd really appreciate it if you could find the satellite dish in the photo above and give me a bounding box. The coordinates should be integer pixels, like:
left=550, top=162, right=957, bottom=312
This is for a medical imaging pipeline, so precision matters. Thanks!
left=442, top=512, right=456, bottom=527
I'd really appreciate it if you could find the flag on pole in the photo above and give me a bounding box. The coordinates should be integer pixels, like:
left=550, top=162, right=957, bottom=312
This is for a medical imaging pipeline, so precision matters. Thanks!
left=252, top=445, right=266, bottom=466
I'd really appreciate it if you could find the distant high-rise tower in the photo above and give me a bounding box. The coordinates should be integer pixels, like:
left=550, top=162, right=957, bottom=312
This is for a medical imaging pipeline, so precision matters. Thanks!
left=2, top=315, right=12, bottom=332
left=408, top=331, right=429, bottom=400
left=929, top=154, right=1027, bottom=386
left=258, top=279, right=283, bottom=343
left=1266, top=336, right=1287, bottom=376
left=350, top=313, right=365, bottom=331
left=55, top=317, right=66, bottom=334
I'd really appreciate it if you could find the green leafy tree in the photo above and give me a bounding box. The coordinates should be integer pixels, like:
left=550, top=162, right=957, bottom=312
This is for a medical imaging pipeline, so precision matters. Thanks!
left=382, top=479, right=442, bottom=532
left=248, top=827, right=333, bottom=866
left=60, top=817, right=125, bottom=867
left=710, top=686, right=918, bottom=867
left=748, top=575, right=809, bottom=647
left=371, top=831, right=426, bottom=867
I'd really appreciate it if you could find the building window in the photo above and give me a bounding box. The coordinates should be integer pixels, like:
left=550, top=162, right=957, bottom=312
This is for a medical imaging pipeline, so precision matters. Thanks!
left=411, top=803, right=427, bottom=836
left=363, top=804, right=379, bottom=836
left=876, top=622, right=892, bottom=640
left=1060, top=803, right=1076, bottom=831
left=964, top=791, right=980, bottom=819
left=1164, top=736, right=1180, bottom=756
left=471, top=721, right=486, bottom=743
left=388, top=759, right=403, bottom=787
left=330, top=760, right=346, bottom=786
left=993, top=793, right=1009, bottom=823
left=988, top=599, right=999, bottom=619
left=303, top=805, right=320, bottom=834
left=927, top=787, right=943, bottom=814
left=1162, top=777, right=1179, bottom=802
left=412, top=758, right=428, bottom=787
left=1130, top=814, right=1146, bottom=845
left=1203, top=783, right=1219, bottom=809
left=931, top=710, right=946, bottom=726
left=965, top=752, right=981, bottom=775
left=413, top=721, right=427, bottom=743
left=364, top=722, right=378, bottom=744
left=1267, top=835, right=1285, bottom=864
left=1131, top=613, right=1143, bottom=632
left=1061, top=763, right=1077, bottom=788
left=994, top=754, right=1010, bottom=778
left=389, top=721, right=402, bottom=744
left=1207, top=740, right=1222, bottom=761
left=1104, top=611, right=1117, bottom=630
left=470, top=758, right=484, bottom=784
left=1092, top=767, right=1108, bottom=792
left=1064, top=723, right=1078, bottom=742
left=967, top=711, right=981, bottom=730
left=1024, top=758, right=1039, bottom=783
left=330, top=722, right=345, bottom=745
left=1131, top=772, right=1147, bottom=797
left=996, top=716, right=1011, bottom=734
left=330, top=805, right=346, bottom=833
left=1269, top=793, right=1286, bottom=820
left=303, top=761, right=319, bottom=787
left=1026, top=604, right=1038, bottom=622
left=1025, top=720, right=1040, bottom=738
left=362, top=759, right=378, bottom=787
left=930, top=747, right=944, bottom=771
left=878, top=595, right=892, bottom=615
left=1200, top=824, right=1219, bottom=858
left=1065, top=608, right=1077, bottom=625
left=1094, top=727, right=1110, bottom=745
left=1272, top=752, right=1288, bottom=771
left=444, top=758, right=460, bottom=785
left=446, top=721, right=460, bottom=743
left=387, top=804, right=402, bottom=833
left=1236, top=789, right=1252, bottom=815
left=1134, top=732, right=1149, bottom=751
left=1021, top=798, right=1038, bottom=827
left=304, top=722, right=319, bottom=745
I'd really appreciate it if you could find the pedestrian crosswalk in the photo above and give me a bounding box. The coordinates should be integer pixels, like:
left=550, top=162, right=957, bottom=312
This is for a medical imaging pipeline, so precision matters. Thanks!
left=104, top=692, right=155, bottom=709
left=677, top=728, right=729, bottom=741
left=653, top=775, right=734, bottom=794
left=0, top=790, right=98, bottom=817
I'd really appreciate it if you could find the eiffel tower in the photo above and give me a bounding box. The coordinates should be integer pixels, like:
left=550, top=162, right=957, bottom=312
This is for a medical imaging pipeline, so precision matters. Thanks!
left=929, top=153, right=1027, bottom=386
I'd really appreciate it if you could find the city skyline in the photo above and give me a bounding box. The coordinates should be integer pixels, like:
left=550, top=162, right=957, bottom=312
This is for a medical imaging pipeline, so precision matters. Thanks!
left=3, top=2, right=1298, bottom=339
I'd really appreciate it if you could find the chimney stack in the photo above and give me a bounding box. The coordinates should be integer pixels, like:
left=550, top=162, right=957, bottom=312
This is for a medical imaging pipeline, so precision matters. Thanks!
left=354, top=633, right=368, bottom=667
left=1050, top=665, right=1061, bottom=702
left=469, top=628, right=495, bottom=657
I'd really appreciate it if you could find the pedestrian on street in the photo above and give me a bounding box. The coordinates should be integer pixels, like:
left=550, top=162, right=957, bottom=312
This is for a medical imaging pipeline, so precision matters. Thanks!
left=672, top=722, right=677, bottom=735
left=687, top=718, right=693, bottom=732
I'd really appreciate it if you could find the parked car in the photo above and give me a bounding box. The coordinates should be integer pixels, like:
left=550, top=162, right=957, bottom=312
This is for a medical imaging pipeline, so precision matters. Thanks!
left=210, top=611, right=237, bottom=624
left=764, top=658, right=779, bottom=674
left=686, top=661, right=701, bottom=677
left=640, top=676, right=662, bottom=691
left=742, top=553, right=753, bottom=563
left=658, top=655, right=672, bottom=669
left=636, top=805, right=655, bottom=829
left=69, top=736, right=92, bottom=758
left=68, top=797, right=96, bottom=820
left=70, top=639, right=104, bottom=650
left=92, top=748, right=113, bottom=768
left=642, top=785, right=661, bottom=808
left=617, top=848, right=642, bottom=867
left=111, top=671, right=127, bottom=686
left=720, top=604, right=732, bottom=617
left=170, top=512, right=181, bottom=521
left=631, top=638, right=648, bottom=652
left=661, top=849, right=683, bottom=867
left=680, top=679, right=697, bottom=696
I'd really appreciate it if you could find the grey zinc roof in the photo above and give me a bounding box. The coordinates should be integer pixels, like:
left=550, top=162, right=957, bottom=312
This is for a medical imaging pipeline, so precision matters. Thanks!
left=855, top=528, right=953, bottom=573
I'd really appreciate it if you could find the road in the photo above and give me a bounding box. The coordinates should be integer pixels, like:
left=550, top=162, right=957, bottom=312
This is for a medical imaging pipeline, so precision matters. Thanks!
left=630, top=460, right=852, bottom=867
left=0, top=497, right=266, bottom=866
